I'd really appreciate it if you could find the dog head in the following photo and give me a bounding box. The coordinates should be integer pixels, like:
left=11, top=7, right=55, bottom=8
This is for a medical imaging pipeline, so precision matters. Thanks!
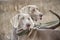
left=19, top=5, right=44, bottom=26
left=10, top=13, right=34, bottom=31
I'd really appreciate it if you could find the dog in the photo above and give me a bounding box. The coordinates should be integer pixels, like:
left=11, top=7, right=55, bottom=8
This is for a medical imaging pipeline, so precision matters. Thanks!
left=19, top=5, right=60, bottom=29
left=10, top=13, right=34, bottom=40
left=11, top=4, right=60, bottom=40
left=10, top=13, right=34, bottom=29
left=19, top=5, right=44, bottom=28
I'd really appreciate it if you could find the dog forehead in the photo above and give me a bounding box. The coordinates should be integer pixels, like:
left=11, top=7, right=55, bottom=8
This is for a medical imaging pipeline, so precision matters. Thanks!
left=19, top=13, right=30, bottom=18
left=27, top=5, right=38, bottom=8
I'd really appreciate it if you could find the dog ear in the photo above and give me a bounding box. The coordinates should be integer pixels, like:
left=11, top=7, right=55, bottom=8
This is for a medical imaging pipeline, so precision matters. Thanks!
left=19, top=6, right=29, bottom=13
left=10, top=14, right=20, bottom=28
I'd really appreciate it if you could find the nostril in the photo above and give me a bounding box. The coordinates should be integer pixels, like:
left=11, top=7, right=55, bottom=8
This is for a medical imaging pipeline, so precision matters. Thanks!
left=40, top=17, right=42, bottom=20
left=39, top=14, right=43, bottom=20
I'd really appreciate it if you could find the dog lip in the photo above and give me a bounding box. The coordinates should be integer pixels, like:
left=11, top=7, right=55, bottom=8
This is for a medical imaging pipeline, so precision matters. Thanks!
left=19, top=29, right=23, bottom=31
left=19, top=30, right=24, bottom=33
left=17, top=29, right=24, bottom=33
left=18, top=29, right=23, bottom=32
left=16, top=29, right=24, bottom=36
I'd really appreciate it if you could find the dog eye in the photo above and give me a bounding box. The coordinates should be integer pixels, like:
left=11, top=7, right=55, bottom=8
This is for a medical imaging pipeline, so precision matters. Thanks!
left=36, top=8, right=39, bottom=10
left=21, top=17, right=24, bottom=19
left=39, top=14, right=43, bottom=17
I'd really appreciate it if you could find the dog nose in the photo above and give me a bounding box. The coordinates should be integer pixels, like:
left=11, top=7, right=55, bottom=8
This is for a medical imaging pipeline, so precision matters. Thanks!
left=39, top=14, right=43, bottom=20
left=39, top=14, right=43, bottom=17
left=26, top=24, right=30, bottom=27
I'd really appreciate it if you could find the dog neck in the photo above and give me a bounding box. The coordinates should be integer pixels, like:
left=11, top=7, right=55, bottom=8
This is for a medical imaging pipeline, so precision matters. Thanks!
left=17, top=28, right=37, bottom=37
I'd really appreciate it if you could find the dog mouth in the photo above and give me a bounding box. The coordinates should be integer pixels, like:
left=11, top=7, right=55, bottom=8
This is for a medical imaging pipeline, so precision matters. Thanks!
left=18, top=29, right=24, bottom=33
left=16, top=24, right=31, bottom=36
left=16, top=29, right=30, bottom=36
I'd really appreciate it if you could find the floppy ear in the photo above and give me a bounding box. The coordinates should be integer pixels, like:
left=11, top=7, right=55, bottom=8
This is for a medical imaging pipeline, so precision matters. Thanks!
left=10, top=14, right=20, bottom=28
